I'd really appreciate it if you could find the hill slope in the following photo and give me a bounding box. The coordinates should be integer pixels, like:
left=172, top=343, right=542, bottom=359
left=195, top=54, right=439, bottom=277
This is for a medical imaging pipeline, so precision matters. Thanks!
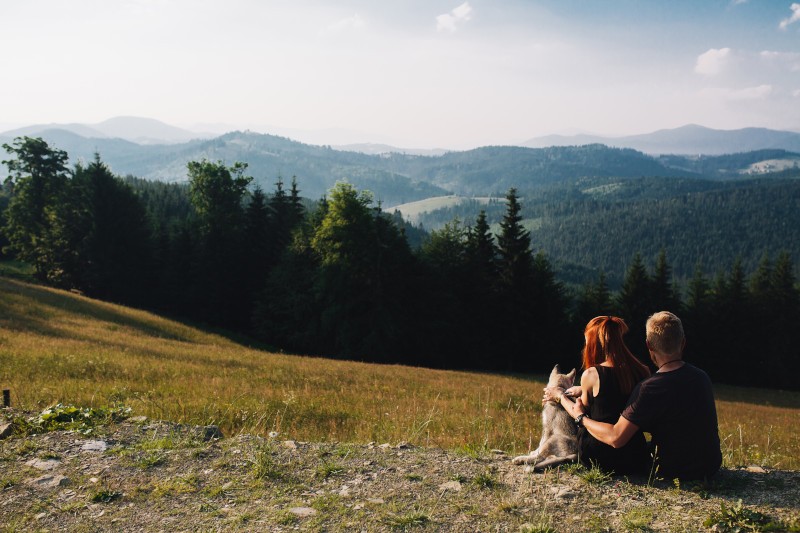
left=2, top=277, right=800, bottom=531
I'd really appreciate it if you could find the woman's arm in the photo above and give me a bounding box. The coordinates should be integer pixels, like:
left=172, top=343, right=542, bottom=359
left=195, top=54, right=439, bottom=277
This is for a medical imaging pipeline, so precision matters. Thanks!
left=579, top=367, right=599, bottom=405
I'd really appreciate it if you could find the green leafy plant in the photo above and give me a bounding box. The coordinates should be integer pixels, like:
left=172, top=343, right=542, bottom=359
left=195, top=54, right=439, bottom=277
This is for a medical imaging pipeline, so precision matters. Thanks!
left=89, top=489, right=123, bottom=503
left=575, top=462, right=613, bottom=486
left=703, top=499, right=778, bottom=532
left=14, top=404, right=131, bottom=436
left=472, top=470, right=498, bottom=489
left=620, top=508, right=654, bottom=531
left=315, top=460, right=345, bottom=480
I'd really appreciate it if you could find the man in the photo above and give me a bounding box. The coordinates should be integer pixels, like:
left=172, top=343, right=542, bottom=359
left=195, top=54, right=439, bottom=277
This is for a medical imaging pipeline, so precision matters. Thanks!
left=560, top=311, right=722, bottom=480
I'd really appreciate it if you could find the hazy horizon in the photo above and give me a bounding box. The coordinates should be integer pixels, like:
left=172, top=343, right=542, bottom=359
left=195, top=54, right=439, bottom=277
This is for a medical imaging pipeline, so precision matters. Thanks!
left=2, top=1, right=799, bottom=149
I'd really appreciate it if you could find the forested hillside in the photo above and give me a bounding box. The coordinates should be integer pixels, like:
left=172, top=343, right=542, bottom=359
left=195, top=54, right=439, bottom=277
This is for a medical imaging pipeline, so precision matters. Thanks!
left=2, top=136, right=799, bottom=389
left=0, top=130, right=450, bottom=207
left=408, top=174, right=800, bottom=287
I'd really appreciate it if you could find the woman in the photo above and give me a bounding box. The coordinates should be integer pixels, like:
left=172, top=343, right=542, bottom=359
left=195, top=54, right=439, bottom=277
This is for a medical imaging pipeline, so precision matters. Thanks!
left=544, top=316, right=651, bottom=474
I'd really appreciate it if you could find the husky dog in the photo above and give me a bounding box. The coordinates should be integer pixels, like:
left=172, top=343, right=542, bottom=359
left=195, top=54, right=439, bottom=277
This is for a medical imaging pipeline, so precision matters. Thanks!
left=512, top=365, right=579, bottom=469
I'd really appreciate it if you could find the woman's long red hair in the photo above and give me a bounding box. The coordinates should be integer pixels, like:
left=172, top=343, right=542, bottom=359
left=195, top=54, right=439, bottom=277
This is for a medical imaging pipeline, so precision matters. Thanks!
left=582, top=316, right=650, bottom=394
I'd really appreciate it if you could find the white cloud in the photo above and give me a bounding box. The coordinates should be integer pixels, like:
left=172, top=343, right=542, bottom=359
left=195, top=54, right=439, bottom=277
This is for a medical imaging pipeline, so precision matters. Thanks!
left=760, top=50, right=800, bottom=71
left=793, top=89, right=800, bottom=98
left=780, top=3, right=800, bottom=30
left=327, top=14, right=366, bottom=33
left=695, top=48, right=731, bottom=75
left=701, top=84, right=773, bottom=101
left=436, top=2, right=472, bottom=32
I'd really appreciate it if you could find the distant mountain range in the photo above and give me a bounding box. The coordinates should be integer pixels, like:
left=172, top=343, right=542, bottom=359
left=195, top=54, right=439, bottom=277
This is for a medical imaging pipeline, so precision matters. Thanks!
left=4, top=117, right=800, bottom=155
left=523, top=124, right=800, bottom=155
left=1, top=117, right=211, bottom=145
left=2, top=118, right=799, bottom=206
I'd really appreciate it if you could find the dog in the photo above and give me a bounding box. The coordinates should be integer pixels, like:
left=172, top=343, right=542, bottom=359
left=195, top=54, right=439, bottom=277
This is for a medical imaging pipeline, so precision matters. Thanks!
left=512, top=365, right=579, bottom=470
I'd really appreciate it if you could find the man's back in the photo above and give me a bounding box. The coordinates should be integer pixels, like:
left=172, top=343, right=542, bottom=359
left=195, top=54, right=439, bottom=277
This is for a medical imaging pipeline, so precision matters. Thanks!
left=622, top=363, right=722, bottom=480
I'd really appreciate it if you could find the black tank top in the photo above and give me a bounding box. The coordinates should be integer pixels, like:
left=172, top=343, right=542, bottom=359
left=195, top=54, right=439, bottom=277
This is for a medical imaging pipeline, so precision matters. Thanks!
left=578, top=365, right=650, bottom=474
left=587, top=366, right=628, bottom=423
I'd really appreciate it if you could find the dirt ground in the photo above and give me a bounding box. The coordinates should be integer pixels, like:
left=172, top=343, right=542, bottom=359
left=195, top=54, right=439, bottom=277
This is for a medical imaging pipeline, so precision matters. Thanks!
left=1, top=408, right=799, bottom=532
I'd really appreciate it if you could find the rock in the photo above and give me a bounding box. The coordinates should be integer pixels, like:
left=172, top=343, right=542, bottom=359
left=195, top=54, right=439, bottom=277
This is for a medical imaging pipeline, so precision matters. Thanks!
left=202, top=425, right=222, bottom=441
left=81, top=440, right=107, bottom=452
left=283, top=440, right=298, bottom=449
left=439, top=481, right=463, bottom=492
left=129, top=416, right=148, bottom=423
left=747, top=465, right=767, bottom=473
left=554, top=488, right=574, bottom=499
left=288, top=507, right=317, bottom=518
left=35, top=512, right=47, bottom=520
left=379, top=443, right=392, bottom=449
left=29, top=474, right=71, bottom=489
left=0, top=422, right=12, bottom=439
left=397, top=441, right=413, bottom=449
left=367, top=498, right=385, bottom=505
left=26, top=459, right=61, bottom=471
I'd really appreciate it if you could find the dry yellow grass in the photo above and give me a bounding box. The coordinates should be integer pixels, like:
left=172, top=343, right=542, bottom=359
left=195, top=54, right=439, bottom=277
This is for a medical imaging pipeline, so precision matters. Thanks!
left=1, top=277, right=799, bottom=469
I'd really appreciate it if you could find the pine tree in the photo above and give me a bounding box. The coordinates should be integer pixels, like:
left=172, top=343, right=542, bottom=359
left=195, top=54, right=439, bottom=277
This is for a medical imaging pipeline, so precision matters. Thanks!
left=616, top=252, right=651, bottom=361
left=1, top=136, right=70, bottom=280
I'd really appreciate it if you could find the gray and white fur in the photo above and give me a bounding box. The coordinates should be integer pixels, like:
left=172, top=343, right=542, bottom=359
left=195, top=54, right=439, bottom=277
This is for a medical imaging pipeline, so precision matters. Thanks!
left=512, top=365, right=579, bottom=470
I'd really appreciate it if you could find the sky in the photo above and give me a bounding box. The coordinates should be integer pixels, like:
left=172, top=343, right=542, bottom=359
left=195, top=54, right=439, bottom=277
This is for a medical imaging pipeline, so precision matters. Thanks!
left=1, top=0, right=799, bottom=149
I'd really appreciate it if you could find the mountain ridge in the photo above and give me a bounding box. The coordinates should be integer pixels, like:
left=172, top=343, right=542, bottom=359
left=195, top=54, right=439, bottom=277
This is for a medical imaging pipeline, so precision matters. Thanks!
left=4, top=117, right=800, bottom=155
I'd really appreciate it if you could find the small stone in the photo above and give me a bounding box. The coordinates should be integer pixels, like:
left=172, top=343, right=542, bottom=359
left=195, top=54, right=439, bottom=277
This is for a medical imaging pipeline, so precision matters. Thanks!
left=288, top=507, right=317, bottom=518
left=0, top=422, right=13, bottom=440
left=26, top=459, right=61, bottom=471
left=29, top=474, right=71, bottom=489
left=367, top=498, right=385, bottom=505
left=35, top=512, right=47, bottom=520
left=202, top=425, right=222, bottom=441
left=283, top=440, right=298, bottom=449
left=396, top=441, right=412, bottom=449
left=129, top=416, right=148, bottom=423
left=491, top=449, right=506, bottom=455
left=554, top=488, right=574, bottom=499
left=747, top=465, right=767, bottom=473
left=378, top=443, right=392, bottom=449
left=439, top=481, right=462, bottom=492
left=81, top=440, right=107, bottom=452
left=89, top=477, right=100, bottom=484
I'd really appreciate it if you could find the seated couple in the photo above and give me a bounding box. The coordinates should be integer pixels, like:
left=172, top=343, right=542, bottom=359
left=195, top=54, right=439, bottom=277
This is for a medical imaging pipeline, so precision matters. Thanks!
left=544, top=311, right=722, bottom=481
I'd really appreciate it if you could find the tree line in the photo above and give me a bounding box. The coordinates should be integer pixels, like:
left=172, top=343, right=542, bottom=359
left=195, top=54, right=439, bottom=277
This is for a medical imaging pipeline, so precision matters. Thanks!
left=2, top=137, right=799, bottom=388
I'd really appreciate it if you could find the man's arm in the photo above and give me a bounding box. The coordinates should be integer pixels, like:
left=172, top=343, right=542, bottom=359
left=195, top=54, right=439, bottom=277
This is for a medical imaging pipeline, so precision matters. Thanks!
left=561, top=397, right=640, bottom=449
left=582, top=415, right=640, bottom=449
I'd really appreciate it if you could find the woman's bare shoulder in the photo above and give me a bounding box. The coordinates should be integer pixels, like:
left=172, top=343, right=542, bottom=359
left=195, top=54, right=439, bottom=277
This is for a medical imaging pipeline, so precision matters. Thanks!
left=581, top=366, right=599, bottom=384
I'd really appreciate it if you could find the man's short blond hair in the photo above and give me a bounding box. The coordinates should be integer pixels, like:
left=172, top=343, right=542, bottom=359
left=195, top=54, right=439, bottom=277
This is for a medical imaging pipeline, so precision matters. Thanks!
left=646, top=311, right=685, bottom=356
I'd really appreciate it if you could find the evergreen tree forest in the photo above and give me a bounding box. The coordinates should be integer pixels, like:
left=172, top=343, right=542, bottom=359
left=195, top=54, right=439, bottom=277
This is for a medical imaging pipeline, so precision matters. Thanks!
left=2, top=137, right=800, bottom=389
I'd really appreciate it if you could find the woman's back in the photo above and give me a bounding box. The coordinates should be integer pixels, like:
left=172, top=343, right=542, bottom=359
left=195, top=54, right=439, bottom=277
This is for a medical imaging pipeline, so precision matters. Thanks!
left=578, top=366, right=649, bottom=474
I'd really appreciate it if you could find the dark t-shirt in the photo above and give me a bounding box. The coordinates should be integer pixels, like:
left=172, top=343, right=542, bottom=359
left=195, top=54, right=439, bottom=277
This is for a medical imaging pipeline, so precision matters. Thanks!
left=578, top=366, right=649, bottom=474
left=622, top=363, right=722, bottom=480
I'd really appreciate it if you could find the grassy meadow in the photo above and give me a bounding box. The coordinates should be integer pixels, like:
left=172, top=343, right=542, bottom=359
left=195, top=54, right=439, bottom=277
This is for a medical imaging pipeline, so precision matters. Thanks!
left=2, top=276, right=799, bottom=470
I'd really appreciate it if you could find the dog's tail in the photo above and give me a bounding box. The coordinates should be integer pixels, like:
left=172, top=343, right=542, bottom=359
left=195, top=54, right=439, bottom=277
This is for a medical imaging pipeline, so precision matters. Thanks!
left=530, top=454, right=578, bottom=471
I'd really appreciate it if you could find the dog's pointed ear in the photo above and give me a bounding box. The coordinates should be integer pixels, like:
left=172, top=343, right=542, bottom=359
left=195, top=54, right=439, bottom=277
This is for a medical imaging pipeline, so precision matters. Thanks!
left=566, top=368, right=576, bottom=381
left=551, top=364, right=560, bottom=377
